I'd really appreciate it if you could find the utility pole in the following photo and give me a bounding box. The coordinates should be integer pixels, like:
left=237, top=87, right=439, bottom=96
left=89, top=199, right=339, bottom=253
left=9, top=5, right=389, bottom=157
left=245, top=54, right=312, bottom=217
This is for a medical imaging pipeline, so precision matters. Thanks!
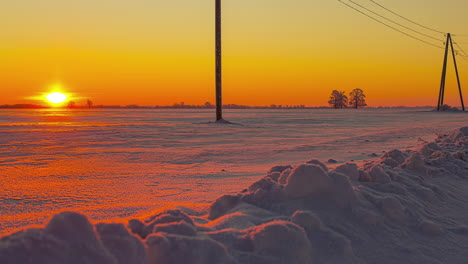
left=215, top=0, right=223, bottom=121
left=438, top=33, right=465, bottom=111
left=449, top=35, right=466, bottom=111
left=438, top=34, right=450, bottom=111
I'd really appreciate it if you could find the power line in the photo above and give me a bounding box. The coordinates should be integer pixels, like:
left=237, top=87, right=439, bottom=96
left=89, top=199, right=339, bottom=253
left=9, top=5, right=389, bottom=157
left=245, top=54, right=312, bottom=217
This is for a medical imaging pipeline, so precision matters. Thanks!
left=346, top=0, right=443, bottom=42
left=452, top=38, right=468, bottom=57
left=338, top=0, right=445, bottom=49
left=458, top=53, right=468, bottom=59
left=367, top=0, right=447, bottom=35
left=454, top=52, right=468, bottom=63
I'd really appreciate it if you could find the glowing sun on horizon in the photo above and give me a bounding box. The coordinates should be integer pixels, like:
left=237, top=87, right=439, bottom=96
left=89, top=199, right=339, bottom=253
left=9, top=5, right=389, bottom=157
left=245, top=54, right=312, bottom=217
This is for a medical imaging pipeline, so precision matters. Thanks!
left=46, top=92, right=67, bottom=104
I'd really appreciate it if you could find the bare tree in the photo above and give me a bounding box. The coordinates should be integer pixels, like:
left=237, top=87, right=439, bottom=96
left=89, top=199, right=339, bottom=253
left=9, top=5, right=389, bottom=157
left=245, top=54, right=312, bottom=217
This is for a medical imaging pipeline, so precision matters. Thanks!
left=67, top=101, right=76, bottom=108
left=328, top=90, right=348, bottom=109
left=349, top=88, right=367, bottom=109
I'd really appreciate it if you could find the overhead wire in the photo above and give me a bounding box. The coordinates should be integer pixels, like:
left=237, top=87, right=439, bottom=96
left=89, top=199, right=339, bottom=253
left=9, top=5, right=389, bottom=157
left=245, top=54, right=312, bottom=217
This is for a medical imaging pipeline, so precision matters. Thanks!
left=452, top=38, right=468, bottom=57
left=368, top=0, right=468, bottom=39
left=346, top=0, right=444, bottom=42
left=453, top=51, right=468, bottom=63
left=337, top=0, right=445, bottom=49
left=457, top=55, right=468, bottom=62
left=367, top=0, right=447, bottom=35
left=450, top=36, right=468, bottom=65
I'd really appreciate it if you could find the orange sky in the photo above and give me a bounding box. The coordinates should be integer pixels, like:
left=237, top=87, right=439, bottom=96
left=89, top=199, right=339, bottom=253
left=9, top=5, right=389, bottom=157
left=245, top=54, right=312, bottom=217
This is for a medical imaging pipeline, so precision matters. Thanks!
left=1, top=0, right=468, bottom=107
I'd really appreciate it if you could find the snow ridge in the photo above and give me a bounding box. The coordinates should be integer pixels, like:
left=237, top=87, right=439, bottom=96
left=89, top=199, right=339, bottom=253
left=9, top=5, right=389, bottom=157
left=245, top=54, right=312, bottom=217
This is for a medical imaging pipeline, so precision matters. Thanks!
left=1, top=127, right=468, bottom=264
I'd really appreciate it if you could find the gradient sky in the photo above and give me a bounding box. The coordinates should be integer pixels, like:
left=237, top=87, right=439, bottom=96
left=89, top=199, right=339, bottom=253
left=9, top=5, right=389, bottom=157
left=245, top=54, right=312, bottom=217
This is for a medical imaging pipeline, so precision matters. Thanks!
left=1, top=0, right=468, bottom=107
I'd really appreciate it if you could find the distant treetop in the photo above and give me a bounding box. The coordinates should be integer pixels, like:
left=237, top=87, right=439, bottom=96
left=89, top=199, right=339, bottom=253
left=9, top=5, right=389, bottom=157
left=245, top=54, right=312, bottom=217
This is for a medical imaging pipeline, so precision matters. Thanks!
left=349, top=88, right=367, bottom=109
left=328, top=90, right=348, bottom=109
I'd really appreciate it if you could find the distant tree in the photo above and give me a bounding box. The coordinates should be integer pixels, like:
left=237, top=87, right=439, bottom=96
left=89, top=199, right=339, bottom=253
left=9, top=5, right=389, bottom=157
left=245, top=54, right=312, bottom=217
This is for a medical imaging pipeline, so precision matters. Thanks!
left=328, top=90, right=348, bottom=109
left=349, top=88, right=367, bottom=109
left=67, top=101, right=76, bottom=108
left=204, top=102, right=214, bottom=108
left=86, top=99, right=93, bottom=108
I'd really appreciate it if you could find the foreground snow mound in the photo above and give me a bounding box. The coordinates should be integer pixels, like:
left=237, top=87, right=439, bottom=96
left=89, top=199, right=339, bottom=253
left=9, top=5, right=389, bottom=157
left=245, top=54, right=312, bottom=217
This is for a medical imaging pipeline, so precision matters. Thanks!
left=1, top=127, right=468, bottom=264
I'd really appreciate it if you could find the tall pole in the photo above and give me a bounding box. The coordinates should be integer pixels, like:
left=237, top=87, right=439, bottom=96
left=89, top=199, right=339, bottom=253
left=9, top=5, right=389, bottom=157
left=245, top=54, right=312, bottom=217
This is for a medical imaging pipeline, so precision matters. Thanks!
left=215, top=0, right=223, bottom=121
left=438, top=33, right=450, bottom=111
left=449, top=36, right=466, bottom=111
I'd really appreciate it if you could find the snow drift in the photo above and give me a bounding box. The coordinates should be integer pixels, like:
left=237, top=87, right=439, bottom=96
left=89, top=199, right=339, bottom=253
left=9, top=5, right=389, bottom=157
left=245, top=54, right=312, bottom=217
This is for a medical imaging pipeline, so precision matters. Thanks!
left=1, top=127, right=468, bottom=264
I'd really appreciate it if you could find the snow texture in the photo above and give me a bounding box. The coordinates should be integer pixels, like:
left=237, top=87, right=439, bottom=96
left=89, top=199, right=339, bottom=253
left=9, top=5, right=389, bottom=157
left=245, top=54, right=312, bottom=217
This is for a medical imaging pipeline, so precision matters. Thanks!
left=1, top=127, right=468, bottom=263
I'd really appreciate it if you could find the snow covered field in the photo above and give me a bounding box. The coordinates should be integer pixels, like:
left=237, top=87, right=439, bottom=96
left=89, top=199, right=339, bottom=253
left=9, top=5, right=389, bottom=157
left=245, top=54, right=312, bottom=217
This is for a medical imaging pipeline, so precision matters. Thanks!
left=0, top=108, right=467, bottom=239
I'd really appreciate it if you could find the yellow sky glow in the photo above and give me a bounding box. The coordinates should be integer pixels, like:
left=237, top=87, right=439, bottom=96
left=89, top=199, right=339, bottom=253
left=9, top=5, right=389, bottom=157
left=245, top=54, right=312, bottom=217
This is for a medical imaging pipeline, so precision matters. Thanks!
left=1, top=0, right=468, bottom=107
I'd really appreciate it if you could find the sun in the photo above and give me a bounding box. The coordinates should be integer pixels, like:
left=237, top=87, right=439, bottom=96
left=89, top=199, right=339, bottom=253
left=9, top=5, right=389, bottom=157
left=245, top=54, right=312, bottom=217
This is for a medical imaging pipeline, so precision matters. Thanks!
left=46, top=92, right=67, bottom=104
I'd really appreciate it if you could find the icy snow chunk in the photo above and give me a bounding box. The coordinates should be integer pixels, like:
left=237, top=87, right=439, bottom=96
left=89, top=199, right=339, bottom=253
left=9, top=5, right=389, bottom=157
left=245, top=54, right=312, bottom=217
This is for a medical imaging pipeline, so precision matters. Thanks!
left=278, top=168, right=292, bottom=184
left=0, top=229, right=68, bottom=264
left=267, top=171, right=281, bottom=181
left=206, top=229, right=253, bottom=252
left=417, top=142, right=442, bottom=157
left=334, top=163, right=359, bottom=181
left=45, top=212, right=100, bottom=246
left=382, top=149, right=407, bottom=164
left=146, top=233, right=233, bottom=264
left=144, top=209, right=194, bottom=237
left=45, top=212, right=116, bottom=264
left=381, top=158, right=399, bottom=168
left=291, top=210, right=323, bottom=230
left=358, top=170, right=372, bottom=182
left=216, top=202, right=280, bottom=225
left=153, top=221, right=197, bottom=237
left=305, top=159, right=329, bottom=171
left=205, top=212, right=256, bottom=230
left=268, top=165, right=292, bottom=174
left=248, top=184, right=287, bottom=204
left=128, top=219, right=146, bottom=238
left=284, top=164, right=332, bottom=199
left=0, top=213, right=118, bottom=264
left=96, top=223, right=148, bottom=264
left=248, top=177, right=277, bottom=192
left=328, top=171, right=359, bottom=207
left=402, top=153, right=428, bottom=175
left=449, top=126, right=468, bottom=142
left=146, top=209, right=194, bottom=226
left=368, top=165, right=392, bottom=183
left=454, top=151, right=468, bottom=161
left=209, top=195, right=241, bottom=220
left=245, top=220, right=312, bottom=264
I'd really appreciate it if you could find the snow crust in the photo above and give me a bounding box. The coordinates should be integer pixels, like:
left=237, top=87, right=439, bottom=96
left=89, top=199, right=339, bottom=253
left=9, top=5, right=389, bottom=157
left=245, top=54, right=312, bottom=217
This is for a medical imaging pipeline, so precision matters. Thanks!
left=1, top=127, right=468, bottom=264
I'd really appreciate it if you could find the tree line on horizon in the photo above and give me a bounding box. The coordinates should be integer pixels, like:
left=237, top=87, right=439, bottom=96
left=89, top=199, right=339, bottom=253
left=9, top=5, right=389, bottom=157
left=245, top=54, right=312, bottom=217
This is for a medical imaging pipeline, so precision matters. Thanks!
left=328, top=88, right=367, bottom=109
left=67, top=99, right=93, bottom=109
left=0, top=89, right=376, bottom=110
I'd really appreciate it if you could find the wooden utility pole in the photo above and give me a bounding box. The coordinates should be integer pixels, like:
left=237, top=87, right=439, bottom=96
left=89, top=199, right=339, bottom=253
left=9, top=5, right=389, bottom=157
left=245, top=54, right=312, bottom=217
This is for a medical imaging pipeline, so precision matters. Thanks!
left=449, top=35, right=466, bottom=111
left=215, top=0, right=223, bottom=121
left=438, top=34, right=450, bottom=111
left=438, top=33, right=465, bottom=111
